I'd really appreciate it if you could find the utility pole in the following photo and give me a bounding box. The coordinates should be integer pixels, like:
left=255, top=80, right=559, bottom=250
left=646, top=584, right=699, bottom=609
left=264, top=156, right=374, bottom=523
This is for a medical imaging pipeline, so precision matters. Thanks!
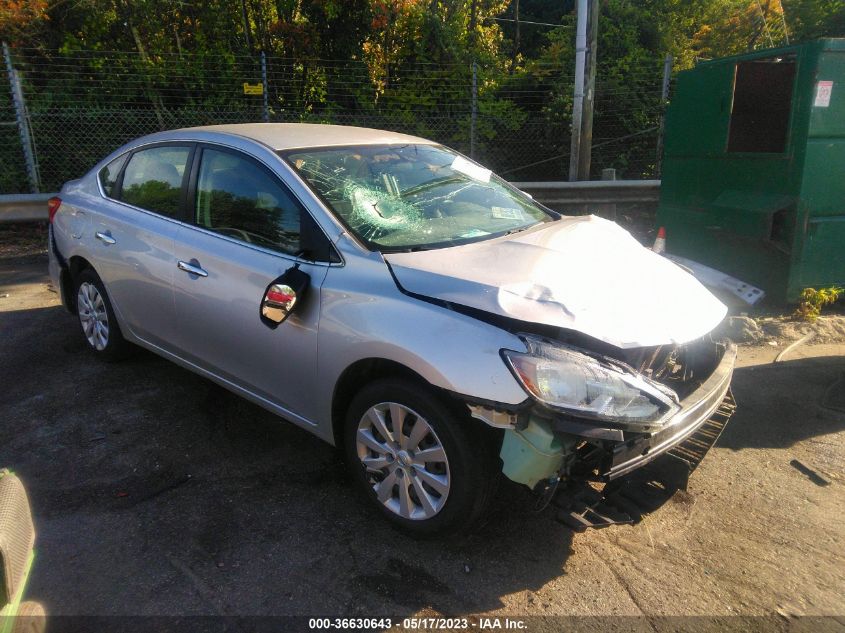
left=577, top=0, right=599, bottom=180
left=568, top=0, right=588, bottom=181
left=470, top=0, right=478, bottom=158
left=261, top=50, right=269, bottom=123
left=510, top=0, right=520, bottom=70
left=470, top=61, right=478, bottom=159
left=655, top=53, right=673, bottom=176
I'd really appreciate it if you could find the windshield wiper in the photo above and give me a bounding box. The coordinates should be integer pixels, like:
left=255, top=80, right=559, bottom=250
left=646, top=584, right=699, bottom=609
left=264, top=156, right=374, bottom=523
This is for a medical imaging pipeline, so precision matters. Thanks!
left=400, top=176, right=463, bottom=198
left=503, top=225, right=535, bottom=236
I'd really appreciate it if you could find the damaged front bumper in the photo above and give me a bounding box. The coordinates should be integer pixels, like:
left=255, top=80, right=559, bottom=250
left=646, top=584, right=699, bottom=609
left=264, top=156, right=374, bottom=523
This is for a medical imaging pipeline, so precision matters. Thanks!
left=471, top=340, right=737, bottom=491
left=605, top=341, right=736, bottom=480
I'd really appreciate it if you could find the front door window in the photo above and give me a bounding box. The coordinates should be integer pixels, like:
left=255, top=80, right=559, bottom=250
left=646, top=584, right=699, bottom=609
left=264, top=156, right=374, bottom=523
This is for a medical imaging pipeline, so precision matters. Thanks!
left=195, top=148, right=303, bottom=255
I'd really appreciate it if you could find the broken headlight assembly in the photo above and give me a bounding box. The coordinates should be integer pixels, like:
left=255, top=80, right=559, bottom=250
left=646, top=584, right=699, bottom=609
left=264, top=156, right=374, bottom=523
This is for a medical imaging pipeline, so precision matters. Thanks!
left=502, top=335, right=680, bottom=429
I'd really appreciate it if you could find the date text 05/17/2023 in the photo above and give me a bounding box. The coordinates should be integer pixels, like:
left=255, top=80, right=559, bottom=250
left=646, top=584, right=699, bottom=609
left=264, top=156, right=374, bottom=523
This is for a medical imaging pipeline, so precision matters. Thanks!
left=307, top=617, right=528, bottom=630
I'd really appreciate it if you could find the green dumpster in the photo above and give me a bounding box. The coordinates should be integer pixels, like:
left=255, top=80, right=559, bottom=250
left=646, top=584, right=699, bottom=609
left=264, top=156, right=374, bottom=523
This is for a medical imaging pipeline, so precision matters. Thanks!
left=656, top=39, right=845, bottom=303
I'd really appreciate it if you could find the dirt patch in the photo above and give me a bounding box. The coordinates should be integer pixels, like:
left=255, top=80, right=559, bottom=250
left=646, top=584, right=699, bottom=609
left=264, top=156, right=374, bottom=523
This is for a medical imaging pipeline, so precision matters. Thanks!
left=714, top=312, right=845, bottom=347
left=751, top=315, right=845, bottom=347
left=0, top=222, right=48, bottom=259
left=1, top=229, right=844, bottom=624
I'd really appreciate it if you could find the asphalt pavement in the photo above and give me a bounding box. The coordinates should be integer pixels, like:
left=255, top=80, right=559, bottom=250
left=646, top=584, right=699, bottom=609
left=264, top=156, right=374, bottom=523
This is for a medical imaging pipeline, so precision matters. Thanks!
left=1, top=251, right=843, bottom=630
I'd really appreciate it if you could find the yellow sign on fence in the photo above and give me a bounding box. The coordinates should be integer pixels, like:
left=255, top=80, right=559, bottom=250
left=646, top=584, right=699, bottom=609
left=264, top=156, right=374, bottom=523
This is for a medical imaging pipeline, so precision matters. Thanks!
left=243, top=82, right=263, bottom=95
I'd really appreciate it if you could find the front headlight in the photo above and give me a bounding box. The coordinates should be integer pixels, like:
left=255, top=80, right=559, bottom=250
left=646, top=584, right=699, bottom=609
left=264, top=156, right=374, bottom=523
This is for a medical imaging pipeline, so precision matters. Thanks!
left=502, top=335, right=678, bottom=426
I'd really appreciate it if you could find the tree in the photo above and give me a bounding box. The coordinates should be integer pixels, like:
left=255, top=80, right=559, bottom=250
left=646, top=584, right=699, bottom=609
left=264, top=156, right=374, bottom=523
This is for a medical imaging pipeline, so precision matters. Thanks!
left=0, top=0, right=48, bottom=43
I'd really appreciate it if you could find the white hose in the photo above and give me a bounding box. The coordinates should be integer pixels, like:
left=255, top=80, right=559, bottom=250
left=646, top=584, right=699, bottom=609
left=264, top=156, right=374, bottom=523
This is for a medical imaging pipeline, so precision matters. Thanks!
left=774, top=331, right=816, bottom=363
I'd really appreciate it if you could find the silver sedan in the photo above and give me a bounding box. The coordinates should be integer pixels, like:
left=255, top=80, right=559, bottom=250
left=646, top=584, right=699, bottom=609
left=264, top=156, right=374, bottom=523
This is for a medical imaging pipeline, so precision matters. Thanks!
left=48, top=124, right=735, bottom=535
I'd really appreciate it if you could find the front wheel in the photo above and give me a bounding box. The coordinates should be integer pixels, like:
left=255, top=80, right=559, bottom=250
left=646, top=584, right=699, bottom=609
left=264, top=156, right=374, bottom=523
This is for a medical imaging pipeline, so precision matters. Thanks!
left=344, top=379, right=499, bottom=536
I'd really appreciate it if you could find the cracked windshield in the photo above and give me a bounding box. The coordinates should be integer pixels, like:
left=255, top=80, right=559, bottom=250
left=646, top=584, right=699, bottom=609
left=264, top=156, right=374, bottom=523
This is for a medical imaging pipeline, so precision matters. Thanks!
left=286, top=144, right=554, bottom=251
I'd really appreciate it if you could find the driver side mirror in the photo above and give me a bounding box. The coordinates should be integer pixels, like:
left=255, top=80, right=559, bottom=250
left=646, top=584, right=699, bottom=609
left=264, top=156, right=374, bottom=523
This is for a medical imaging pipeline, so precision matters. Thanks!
left=260, top=266, right=310, bottom=328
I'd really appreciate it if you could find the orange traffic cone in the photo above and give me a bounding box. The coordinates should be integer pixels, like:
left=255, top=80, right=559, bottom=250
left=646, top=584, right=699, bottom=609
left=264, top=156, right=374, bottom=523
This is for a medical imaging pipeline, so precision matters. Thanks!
left=652, top=226, right=666, bottom=254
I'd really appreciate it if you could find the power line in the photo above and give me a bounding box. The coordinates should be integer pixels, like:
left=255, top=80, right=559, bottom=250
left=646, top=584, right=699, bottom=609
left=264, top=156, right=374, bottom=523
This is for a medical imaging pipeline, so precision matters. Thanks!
left=499, top=126, right=659, bottom=177
left=485, top=17, right=568, bottom=28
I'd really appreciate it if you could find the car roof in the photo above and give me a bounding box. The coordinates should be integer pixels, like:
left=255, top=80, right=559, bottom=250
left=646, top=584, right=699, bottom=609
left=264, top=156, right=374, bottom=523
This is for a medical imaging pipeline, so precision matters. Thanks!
left=177, top=123, right=435, bottom=151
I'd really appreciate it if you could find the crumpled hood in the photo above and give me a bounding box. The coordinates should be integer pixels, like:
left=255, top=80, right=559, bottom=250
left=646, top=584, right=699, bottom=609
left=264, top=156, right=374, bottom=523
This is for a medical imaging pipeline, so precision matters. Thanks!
left=384, top=215, right=727, bottom=349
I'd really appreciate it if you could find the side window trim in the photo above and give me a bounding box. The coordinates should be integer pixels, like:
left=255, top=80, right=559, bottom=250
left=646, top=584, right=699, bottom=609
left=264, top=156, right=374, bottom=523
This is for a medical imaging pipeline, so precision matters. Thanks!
left=113, top=152, right=128, bottom=199
left=113, top=142, right=196, bottom=222
left=185, top=144, right=203, bottom=224
left=98, top=153, right=129, bottom=199
left=179, top=144, right=198, bottom=224
left=187, top=143, right=339, bottom=263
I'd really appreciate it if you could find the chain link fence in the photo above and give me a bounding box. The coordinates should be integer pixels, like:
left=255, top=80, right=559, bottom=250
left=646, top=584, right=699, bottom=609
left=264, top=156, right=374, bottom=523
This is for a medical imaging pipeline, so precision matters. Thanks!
left=591, top=56, right=668, bottom=180
left=1, top=47, right=670, bottom=194
left=0, top=100, right=28, bottom=194
left=1, top=44, right=29, bottom=193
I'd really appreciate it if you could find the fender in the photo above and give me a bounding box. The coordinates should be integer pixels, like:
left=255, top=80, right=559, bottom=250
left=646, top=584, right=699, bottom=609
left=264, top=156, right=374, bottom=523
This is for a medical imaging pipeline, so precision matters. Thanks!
left=313, top=253, right=530, bottom=443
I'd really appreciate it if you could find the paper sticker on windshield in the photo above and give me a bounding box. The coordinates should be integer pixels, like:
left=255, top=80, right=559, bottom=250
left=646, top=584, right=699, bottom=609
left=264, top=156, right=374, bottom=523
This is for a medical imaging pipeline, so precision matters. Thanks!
left=814, top=81, right=833, bottom=107
left=451, top=156, right=491, bottom=183
left=491, top=206, right=524, bottom=220
left=460, top=229, right=491, bottom=238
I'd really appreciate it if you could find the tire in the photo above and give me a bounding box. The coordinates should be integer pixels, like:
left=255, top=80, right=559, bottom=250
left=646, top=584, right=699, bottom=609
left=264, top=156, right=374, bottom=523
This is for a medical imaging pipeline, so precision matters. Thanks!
left=73, top=268, right=129, bottom=361
left=344, top=378, right=500, bottom=536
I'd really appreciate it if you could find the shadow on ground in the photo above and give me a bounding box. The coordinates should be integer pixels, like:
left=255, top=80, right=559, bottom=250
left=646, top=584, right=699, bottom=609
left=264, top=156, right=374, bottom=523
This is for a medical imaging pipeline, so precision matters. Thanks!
left=3, top=267, right=843, bottom=618
left=1, top=302, right=574, bottom=617
left=720, top=356, right=845, bottom=451
left=0, top=254, right=50, bottom=291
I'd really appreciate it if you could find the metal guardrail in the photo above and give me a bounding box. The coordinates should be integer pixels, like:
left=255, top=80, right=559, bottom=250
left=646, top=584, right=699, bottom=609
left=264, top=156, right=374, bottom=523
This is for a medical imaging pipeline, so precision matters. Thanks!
left=0, top=193, right=53, bottom=223
left=512, top=180, right=661, bottom=207
left=0, top=180, right=661, bottom=224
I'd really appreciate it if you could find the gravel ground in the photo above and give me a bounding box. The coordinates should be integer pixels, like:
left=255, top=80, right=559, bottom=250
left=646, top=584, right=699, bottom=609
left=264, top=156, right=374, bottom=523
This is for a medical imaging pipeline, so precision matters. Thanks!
left=1, top=247, right=843, bottom=632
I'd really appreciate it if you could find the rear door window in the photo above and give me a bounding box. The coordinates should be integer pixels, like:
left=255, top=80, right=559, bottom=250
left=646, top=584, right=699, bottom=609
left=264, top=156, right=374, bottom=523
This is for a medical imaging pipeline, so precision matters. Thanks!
left=194, top=148, right=302, bottom=255
left=119, top=146, right=191, bottom=218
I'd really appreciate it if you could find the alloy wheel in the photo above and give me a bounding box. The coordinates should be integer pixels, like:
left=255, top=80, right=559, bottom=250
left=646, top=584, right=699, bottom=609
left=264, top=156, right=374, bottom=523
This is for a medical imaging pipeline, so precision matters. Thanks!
left=77, top=281, right=109, bottom=351
left=355, top=402, right=451, bottom=520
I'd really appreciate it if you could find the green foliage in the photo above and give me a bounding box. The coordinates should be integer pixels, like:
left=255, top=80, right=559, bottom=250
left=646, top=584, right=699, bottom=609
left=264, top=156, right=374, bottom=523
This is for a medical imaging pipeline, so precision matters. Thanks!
left=10, top=0, right=845, bottom=77
left=0, top=0, right=47, bottom=43
left=4, top=0, right=845, bottom=191
left=795, top=286, right=843, bottom=321
left=781, top=0, right=845, bottom=41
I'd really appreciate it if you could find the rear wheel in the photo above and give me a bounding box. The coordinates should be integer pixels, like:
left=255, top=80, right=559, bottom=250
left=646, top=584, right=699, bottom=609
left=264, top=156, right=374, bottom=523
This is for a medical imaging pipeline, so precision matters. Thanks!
left=74, top=268, right=128, bottom=360
left=344, top=378, right=499, bottom=536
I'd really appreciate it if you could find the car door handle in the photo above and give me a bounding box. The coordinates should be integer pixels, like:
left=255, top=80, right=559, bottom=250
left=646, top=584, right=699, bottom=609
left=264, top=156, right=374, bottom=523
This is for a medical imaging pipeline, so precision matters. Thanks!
left=177, top=260, right=208, bottom=277
left=95, top=231, right=116, bottom=245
